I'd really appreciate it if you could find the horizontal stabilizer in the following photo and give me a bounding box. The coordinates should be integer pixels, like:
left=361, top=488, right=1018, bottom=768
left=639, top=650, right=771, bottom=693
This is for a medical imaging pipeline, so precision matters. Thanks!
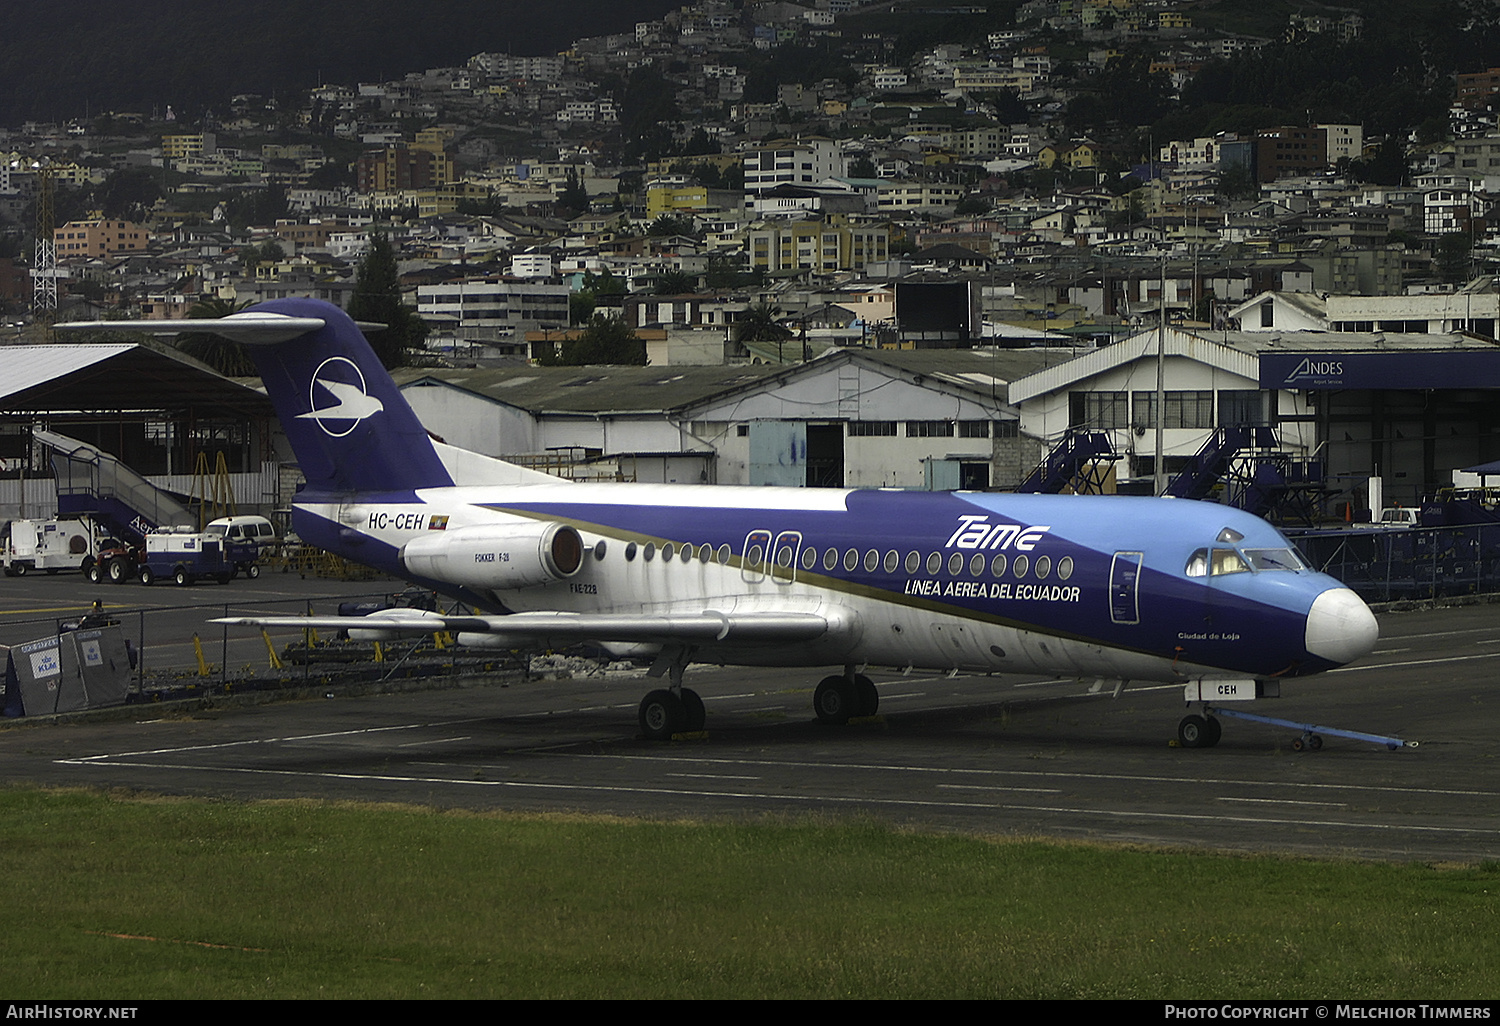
left=55, top=312, right=330, bottom=345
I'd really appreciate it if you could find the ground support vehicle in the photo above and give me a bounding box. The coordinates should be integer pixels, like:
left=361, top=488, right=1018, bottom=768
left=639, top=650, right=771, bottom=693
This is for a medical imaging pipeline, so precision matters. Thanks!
left=138, top=525, right=260, bottom=586
left=2, top=517, right=101, bottom=577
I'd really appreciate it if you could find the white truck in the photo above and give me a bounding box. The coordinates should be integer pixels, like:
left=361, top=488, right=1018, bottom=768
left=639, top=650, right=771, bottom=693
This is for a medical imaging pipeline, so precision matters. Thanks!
left=1, top=518, right=102, bottom=577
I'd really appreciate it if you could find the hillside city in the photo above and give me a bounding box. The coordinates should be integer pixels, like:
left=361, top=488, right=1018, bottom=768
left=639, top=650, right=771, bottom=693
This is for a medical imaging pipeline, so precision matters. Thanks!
left=0, top=0, right=1497, bottom=372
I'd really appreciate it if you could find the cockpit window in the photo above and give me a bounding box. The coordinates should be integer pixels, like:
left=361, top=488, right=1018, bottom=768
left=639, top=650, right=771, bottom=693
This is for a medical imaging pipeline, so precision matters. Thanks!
left=1210, top=548, right=1249, bottom=575
left=1243, top=548, right=1305, bottom=571
left=1189, top=545, right=1305, bottom=579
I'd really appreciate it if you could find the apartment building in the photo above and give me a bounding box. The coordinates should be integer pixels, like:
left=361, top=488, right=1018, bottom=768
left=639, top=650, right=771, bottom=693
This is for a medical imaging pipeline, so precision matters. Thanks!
left=54, top=219, right=146, bottom=259
left=742, top=138, right=843, bottom=193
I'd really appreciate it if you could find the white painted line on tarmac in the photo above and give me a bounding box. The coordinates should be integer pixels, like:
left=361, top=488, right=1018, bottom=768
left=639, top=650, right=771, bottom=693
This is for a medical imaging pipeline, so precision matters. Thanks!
left=1329, top=652, right=1500, bottom=673
left=1217, top=797, right=1348, bottom=808
left=47, top=757, right=1500, bottom=840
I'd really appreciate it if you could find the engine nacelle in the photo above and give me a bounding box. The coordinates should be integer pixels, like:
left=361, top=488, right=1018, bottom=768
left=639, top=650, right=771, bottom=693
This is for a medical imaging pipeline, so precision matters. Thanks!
left=402, top=522, right=584, bottom=590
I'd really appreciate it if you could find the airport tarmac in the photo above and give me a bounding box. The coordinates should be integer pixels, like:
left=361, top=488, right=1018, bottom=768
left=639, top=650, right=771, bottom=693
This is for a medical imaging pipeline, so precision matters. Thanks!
left=1, top=594, right=1497, bottom=864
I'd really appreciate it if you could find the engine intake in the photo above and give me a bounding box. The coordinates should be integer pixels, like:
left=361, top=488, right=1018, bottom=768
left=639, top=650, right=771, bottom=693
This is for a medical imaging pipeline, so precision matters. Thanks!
left=402, top=522, right=584, bottom=589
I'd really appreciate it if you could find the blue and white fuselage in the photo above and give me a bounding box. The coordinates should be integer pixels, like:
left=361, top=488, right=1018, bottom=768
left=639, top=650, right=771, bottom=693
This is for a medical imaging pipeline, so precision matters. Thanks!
left=294, top=481, right=1372, bottom=686
left=58, top=298, right=1379, bottom=745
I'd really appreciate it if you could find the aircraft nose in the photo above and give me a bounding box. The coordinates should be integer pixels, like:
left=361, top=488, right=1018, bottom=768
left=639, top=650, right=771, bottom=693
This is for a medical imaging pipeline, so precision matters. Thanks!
left=1305, top=587, right=1379, bottom=665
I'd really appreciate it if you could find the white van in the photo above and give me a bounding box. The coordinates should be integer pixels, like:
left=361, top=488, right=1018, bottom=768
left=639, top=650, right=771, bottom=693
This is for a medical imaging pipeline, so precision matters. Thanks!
left=202, top=515, right=278, bottom=550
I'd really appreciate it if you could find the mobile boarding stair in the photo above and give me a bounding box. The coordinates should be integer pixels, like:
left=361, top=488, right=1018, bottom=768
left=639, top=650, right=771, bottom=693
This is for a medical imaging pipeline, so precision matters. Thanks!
left=1164, top=426, right=1328, bottom=525
left=34, top=428, right=194, bottom=545
left=1017, top=430, right=1121, bottom=495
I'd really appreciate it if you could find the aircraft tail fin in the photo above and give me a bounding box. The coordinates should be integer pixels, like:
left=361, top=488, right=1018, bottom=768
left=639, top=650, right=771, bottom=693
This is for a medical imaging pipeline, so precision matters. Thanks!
left=236, top=298, right=454, bottom=494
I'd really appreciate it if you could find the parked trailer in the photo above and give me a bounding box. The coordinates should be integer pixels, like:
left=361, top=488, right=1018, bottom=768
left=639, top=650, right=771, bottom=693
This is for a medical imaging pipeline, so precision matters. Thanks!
left=1, top=517, right=103, bottom=577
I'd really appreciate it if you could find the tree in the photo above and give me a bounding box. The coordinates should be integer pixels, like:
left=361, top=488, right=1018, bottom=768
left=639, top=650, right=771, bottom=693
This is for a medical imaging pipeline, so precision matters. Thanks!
left=557, top=168, right=589, bottom=216
left=1436, top=232, right=1473, bottom=284
left=97, top=168, right=161, bottom=222
left=647, top=213, right=695, bottom=238
left=175, top=297, right=257, bottom=376
left=242, top=240, right=285, bottom=275
left=536, top=315, right=645, bottom=366
left=347, top=232, right=426, bottom=369
left=733, top=302, right=792, bottom=345
left=655, top=269, right=695, bottom=295
left=569, top=270, right=628, bottom=325
left=224, top=185, right=289, bottom=230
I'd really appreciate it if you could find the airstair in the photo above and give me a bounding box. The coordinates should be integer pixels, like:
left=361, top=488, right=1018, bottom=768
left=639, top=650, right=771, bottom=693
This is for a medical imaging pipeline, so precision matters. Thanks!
left=34, top=428, right=194, bottom=544
left=1165, top=426, right=1326, bottom=524
left=1017, top=430, right=1121, bottom=494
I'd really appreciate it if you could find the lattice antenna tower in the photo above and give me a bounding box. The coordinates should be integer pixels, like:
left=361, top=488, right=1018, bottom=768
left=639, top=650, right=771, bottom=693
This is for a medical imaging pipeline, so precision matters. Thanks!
left=32, top=165, right=57, bottom=322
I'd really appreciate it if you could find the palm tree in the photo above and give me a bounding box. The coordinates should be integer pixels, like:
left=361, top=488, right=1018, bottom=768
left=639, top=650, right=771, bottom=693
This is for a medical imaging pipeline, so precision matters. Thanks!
left=654, top=269, right=695, bottom=295
left=733, top=301, right=792, bottom=344
left=174, top=297, right=257, bottom=376
left=733, top=301, right=796, bottom=363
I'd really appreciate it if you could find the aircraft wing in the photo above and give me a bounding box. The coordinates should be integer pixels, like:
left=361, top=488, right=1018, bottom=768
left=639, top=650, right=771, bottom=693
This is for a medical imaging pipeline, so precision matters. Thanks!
left=210, top=609, right=840, bottom=646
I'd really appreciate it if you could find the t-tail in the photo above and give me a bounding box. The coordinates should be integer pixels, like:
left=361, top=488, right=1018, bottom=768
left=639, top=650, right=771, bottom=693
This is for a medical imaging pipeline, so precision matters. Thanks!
left=241, top=298, right=453, bottom=495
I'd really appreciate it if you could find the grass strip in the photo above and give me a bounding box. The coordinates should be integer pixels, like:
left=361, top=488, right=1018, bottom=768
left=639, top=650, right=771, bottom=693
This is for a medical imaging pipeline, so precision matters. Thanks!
left=1, top=786, right=1496, bottom=999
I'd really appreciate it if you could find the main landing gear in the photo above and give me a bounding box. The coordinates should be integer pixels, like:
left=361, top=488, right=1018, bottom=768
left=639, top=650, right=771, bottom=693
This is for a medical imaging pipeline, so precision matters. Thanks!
left=637, top=647, right=706, bottom=741
left=636, top=658, right=881, bottom=741
left=638, top=686, right=706, bottom=741
left=813, top=667, right=879, bottom=725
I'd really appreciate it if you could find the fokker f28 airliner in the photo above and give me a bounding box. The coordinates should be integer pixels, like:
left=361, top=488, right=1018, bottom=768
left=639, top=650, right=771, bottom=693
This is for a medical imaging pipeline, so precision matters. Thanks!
left=59, top=299, right=1380, bottom=746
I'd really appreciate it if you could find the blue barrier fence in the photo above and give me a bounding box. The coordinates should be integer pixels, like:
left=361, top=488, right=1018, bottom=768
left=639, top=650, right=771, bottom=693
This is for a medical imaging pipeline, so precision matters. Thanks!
left=1288, top=525, right=1500, bottom=603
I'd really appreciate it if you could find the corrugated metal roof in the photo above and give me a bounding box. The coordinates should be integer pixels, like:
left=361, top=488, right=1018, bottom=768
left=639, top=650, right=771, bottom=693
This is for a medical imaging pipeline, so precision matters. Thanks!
left=0, top=343, right=275, bottom=415
left=393, top=364, right=782, bottom=415
left=0, top=345, right=134, bottom=402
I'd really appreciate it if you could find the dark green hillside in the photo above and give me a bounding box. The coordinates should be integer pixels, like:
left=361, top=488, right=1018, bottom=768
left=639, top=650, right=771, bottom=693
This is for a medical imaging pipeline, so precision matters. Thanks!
left=0, top=0, right=679, bottom=124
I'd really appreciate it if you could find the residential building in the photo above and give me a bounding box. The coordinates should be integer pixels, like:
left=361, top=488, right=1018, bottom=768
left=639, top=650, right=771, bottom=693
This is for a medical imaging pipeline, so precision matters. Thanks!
left=53, top=219, right=147, bottom=259
left=742, top=138, right=843, bottom=193
left=416, top=278, right=571, bottom=339
left=1457, top=67, right=1500, bottom=110
left=356, top=145, right=453, bottom=193
left=1254, top=126, right=1329, bottom=182
left=744, top=217, right=889, bottom=273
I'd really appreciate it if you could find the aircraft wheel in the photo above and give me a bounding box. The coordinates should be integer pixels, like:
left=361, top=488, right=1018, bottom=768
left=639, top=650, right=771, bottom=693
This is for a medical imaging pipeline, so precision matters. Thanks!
left=814, top=675, right=855, bottom=725
left=639, top=689, right=685, bottom=741
left=1307, top=734, right=1323, bottom=751
left=107, top=559, right=128, bottom=584
left=139, top=566, right=154, bottom=586
left=1177, top=714, right=1211, bottom=748
left=680, top=688, right=706, bottom=732
left=87, top=563, right=103, bottom=584
left=854, top=674, right=879, bottom=717
left=1292, top=737, right=1305, bottom=752
left=1204, top=716, right=1222, bottom=748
